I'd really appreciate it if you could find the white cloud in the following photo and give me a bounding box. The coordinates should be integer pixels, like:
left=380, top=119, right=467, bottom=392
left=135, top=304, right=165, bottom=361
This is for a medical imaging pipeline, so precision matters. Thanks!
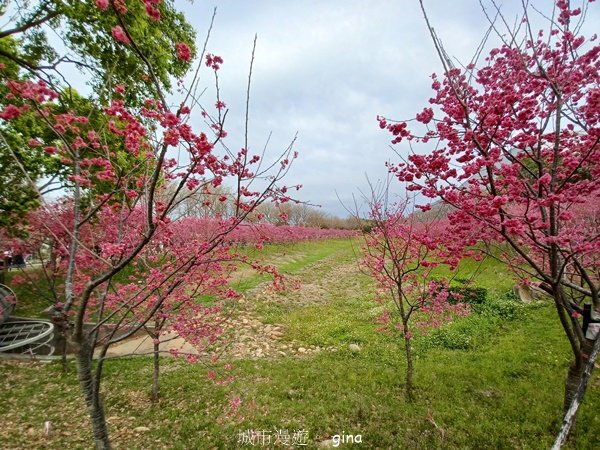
left=180, top=1, right=600, bottom=216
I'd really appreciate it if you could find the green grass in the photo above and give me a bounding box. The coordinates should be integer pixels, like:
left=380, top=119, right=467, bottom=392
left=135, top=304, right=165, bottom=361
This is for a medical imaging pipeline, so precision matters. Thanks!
left=4, top=268, right=57, bottom=318
left=1, top=238, right=598, bottom=449
left=232, top=238, right=356, bottom=292
left=430, top=253, right=516, bottom=293
left=3, top=239, right=353, bottom=318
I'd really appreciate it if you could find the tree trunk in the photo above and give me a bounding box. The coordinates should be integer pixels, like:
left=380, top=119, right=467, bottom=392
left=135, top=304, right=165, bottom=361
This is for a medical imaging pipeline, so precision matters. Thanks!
left=151, top=336, right=160, bottom=404
left=556, top=337, right=595, bottom=447
left=404, top=332, right=414, bottom=402
left=553, top=335, right=600, bottom=449
left=564, top=360, right=583, bottom=413
left=75, top=340, right=112, bottom=450
left=61, top=336, right=68, bottom=373
left=49, top=308, right=70, bottom=373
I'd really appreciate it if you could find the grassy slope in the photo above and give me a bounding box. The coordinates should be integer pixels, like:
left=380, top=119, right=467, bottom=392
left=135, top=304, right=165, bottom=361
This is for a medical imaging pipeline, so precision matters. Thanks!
left=5, top=267, right=57, bottom=318
left=4, top=239, right=350, bottom=318
left=0, top=238, right=598, bottom=449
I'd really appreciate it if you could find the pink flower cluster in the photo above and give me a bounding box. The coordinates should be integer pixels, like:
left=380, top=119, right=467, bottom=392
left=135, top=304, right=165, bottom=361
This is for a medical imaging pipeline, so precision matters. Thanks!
left=111, top=26, right=130, bottom=44
left=175, top=42, right=191, bottom=62
left=205, top=54, right=224, bottom=71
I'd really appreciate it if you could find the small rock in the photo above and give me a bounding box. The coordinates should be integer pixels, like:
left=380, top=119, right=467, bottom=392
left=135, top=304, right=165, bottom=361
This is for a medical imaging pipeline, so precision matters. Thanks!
left=319, top=439, right=336, bottom=448
left=513, top=283, right=551, bottom=304
left=134, top=426, right=150, bottom=433
left=298, top=347, right=307, bottom=353
left=349, top=343, right=361, bottom=353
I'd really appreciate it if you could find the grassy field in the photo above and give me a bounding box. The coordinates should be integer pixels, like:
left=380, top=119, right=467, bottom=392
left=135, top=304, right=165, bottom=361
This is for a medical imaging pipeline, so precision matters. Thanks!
left=0, top=238, right=598, bottom=449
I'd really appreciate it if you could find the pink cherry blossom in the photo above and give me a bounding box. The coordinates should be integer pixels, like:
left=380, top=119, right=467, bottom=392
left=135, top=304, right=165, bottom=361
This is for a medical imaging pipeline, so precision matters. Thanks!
left=111, top=26, right=130, bottom=44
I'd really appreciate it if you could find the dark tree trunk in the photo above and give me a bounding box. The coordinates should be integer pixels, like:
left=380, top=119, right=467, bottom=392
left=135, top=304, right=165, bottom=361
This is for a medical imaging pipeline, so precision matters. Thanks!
left=403, top=328, right=414, bottom=402
left=557, top=337, right=595, bottom=447
left=151, top=336, right=160, bottom=404
left=564, top=360, right=583, bottom=413
left=553, top=335, right=600, bottom=449
left=48, top=308, right=70, bottom=373
left=551, top=288, right=585, bottom=412
left=61, top=336, right=68, bottom=373
left=75, top=340, right=112, bottom=450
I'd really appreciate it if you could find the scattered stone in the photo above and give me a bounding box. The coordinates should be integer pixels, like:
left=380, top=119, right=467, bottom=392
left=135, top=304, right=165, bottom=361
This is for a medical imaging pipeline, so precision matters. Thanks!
left=134, top=426, right=150, bottom=433
left=349, top=343, right=361, bottom=353
left=513, top=283, right=551, bottom=304
left=105, top=256, right=362, bottom=361
left=319, top=439, right=336, bottom=448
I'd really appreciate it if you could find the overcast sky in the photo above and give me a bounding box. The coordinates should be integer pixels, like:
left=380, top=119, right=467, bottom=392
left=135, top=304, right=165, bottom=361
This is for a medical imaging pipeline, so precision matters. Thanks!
left=169, top=2, right=597, bottom=216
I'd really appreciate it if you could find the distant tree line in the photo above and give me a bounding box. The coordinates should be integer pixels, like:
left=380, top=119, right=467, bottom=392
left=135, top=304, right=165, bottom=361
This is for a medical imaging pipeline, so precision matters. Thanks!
left=161, top=182, right=363, bottom=230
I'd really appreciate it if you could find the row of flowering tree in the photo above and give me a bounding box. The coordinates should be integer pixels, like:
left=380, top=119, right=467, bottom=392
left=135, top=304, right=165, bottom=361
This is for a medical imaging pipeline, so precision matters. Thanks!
left=379, top=0, right=600, bottom=443
left=170, top=217, right=358, bottom=246
left=0, top=1, right=299, bottom=449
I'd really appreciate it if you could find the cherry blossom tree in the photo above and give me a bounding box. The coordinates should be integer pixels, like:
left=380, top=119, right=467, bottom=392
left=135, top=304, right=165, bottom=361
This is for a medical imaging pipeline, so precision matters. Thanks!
left=381, top=0, right=600, bottom=439
left=361, top=191, right=470, bottom=401
left=0, top=2, right=298, bottom=448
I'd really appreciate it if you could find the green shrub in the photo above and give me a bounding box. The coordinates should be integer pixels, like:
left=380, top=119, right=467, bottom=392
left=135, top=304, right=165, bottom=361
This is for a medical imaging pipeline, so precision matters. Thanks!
left=473, top=291, right=524, bottom=320
left=447, top=286, right=487, bottom=305
left=418, top=291, right=525, bottom=351
left=428, top=281, right=488, bottom=306
left=425, top=325, right=474, bottom=350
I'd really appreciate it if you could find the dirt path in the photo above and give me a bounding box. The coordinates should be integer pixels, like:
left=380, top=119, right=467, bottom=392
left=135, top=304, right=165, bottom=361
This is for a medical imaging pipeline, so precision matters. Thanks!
left=105, top=242, right=361, bottom=360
